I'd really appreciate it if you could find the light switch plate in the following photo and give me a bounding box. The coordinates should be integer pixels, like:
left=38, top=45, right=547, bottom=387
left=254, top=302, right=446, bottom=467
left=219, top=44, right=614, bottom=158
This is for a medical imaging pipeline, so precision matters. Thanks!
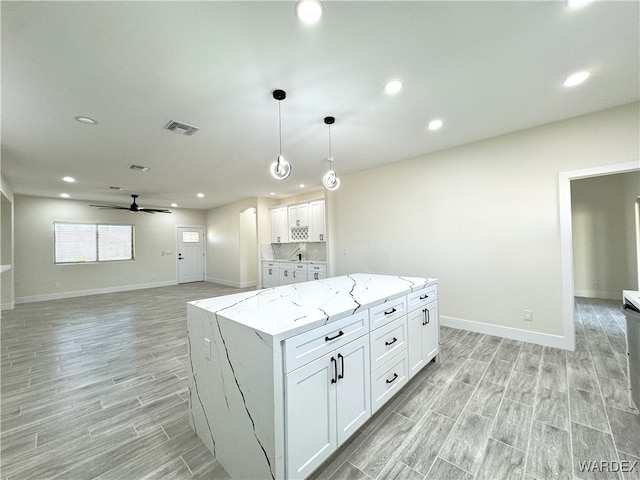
left=203, top=337, right=211, bottom=360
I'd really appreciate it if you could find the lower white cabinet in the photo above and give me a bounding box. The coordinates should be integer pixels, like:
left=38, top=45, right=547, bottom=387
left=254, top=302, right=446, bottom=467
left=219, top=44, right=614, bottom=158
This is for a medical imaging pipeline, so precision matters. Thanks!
left=285, top=334, right=370, bottom=479
left=308, top=264, right=327, bottom=281
left=263, top=262, right=280, bottom=288
left=408, top=299, right=439, bottom=379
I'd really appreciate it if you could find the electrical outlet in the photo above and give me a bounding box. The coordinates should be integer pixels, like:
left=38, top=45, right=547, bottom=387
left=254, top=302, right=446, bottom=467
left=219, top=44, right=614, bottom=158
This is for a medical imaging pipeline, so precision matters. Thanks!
left=203, top=338, right=211, bottom=360
left=343, top=248, right=349, bottom=255
left=524, top=310, right=533, bottom=321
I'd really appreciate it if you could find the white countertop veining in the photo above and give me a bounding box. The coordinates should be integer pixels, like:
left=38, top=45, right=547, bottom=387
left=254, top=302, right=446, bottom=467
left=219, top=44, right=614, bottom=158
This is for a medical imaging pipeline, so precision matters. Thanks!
left=624, top=290, right=640, bottom=312
left=189, top=273, right=434, bottom=340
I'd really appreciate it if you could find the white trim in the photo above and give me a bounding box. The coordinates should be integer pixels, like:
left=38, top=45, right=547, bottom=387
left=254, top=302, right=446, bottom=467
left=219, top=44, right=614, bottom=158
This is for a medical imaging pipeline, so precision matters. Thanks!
left=206, top=277, right=257, bottom=288
left=559, top=160, right=640, bottom=353
left=15, top=280, right=176, bottom=304
left=1, top=301, right=15, bottom=311
left=440, top=315, right=569, bottom=350
left=574, top=289, right=622, bottom=301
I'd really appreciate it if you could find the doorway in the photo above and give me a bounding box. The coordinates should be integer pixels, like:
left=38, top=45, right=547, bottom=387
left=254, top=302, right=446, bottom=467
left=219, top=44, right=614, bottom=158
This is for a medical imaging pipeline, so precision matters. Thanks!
left=559, top=160, right=639, bottom=350
left=177, top=226, right=205, bottom=284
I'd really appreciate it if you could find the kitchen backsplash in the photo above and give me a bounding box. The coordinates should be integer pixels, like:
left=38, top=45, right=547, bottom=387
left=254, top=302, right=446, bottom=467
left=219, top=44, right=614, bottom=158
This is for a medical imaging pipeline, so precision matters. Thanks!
left=261, top=243, right=327, bottom=262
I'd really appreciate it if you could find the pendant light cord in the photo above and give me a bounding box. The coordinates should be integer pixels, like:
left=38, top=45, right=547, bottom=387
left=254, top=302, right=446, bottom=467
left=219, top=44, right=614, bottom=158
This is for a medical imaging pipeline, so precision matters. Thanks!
left=328, top=123, right=332, bottom=167
left=278, top=100, right=283, bottom=158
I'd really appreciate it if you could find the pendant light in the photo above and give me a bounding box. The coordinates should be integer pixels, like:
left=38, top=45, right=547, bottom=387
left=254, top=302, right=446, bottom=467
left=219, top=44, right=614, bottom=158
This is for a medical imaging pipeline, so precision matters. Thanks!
left=322, top=116, right=340, bottom=191
left=270, top=89, right=292, bottom=180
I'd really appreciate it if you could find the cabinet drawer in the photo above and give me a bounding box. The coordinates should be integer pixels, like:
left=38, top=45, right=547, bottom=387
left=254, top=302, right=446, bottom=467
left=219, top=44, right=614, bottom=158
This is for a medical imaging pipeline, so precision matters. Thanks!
left=369, top=296, right=407, bottom=330
left=370, top=317, right=407, bottom=372
left=308, top=264, right=327, bottom=274
left=284, top=311, right=369, bottom=373
left=407, top=285, right=437, bottom=312
left=263, top=262, right=279, bottom=269
left=371, top=349, right=408, bottom=414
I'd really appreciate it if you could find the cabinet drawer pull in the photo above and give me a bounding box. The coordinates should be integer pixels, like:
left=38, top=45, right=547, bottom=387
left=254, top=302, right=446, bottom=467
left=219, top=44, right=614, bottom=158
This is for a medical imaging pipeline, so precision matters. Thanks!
left=419, top=294, right=429, bottom=300
left=325, top=330, right=344, bottom=342
left=331, top=357, right=337, bottom=384
left=337, top=353, right=344, bottom=380
left=385, top=337, right=398, bottom=346
left=386, top=373, right=398, bottom=384
left=384, top=307, right=397, bottom=316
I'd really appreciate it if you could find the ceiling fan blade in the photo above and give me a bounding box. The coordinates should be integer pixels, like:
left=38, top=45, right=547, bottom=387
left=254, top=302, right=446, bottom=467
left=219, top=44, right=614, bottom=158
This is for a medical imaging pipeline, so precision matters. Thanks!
left=139, top=208, right=172, bottom=213
left=90, top=205, right=131, bottom=210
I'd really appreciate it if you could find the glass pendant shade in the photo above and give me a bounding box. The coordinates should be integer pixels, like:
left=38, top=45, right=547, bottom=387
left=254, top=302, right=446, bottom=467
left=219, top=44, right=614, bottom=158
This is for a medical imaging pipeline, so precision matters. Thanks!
left=322, top=168, right=340, bottom=190
left=271, top=154, right=292, bottom=180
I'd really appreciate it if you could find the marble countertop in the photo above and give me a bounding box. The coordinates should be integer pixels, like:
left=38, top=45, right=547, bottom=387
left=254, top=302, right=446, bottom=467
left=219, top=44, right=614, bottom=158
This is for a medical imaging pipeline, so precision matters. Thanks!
left=189, top=273, right=434, bottom=340
left=623, top=290, right=640, bottom=313
left=261, top=259, right=326, bottom=264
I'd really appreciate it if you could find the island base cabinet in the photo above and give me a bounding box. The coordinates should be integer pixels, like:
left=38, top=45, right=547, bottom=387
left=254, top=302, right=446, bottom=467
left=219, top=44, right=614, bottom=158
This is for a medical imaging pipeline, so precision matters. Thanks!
left=285, top=336, right=371, bottom=480
left=408, top=300, right=439, bottom=379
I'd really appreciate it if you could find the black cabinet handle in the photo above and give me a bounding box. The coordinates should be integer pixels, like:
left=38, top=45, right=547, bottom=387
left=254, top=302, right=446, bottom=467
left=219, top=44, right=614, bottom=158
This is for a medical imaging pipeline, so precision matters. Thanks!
left=338, top=353, right=344, bottom=379
left=385, top=337, right=398, bottom=346
left=331, top=357, right=337, bottom=384
left=325, top=330, right=344, bottom=342
left=384, top=307, right=397, bottom=316
left=386, top=373, right=398, bottom=384
left=419, top=294, right=429, bottom=300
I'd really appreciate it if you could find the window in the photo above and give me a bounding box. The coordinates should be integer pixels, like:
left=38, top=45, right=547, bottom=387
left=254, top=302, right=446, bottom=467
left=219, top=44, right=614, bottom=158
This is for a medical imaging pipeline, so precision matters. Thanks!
left=182, top=231, right=200, bottom=243
left=54, top=222, right=134, bottom=264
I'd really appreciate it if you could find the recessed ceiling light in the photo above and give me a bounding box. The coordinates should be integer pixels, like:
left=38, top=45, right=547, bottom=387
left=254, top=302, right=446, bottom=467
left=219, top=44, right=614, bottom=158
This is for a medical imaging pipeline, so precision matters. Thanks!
left=62, top=176, right=76, bottom=183
left=567, top=0, right=592, bottom=8
left=171, top=203, right=178, bottom=208
left=269, top=192, right=275, bottom=196
left=428, top=119, right=444, bottom=131
left=299, top=184, right=305, bottom=188
left=74, top=116, right=97, bottom=125
left=60, top=193, right=70, bottom=198
left=563, top=71, right=591, bottom=87
left=384, top=80, right=404, bottom=95
left=197, top=193, right=204, bottom=198
left=295, top=0, right=323, bottom=25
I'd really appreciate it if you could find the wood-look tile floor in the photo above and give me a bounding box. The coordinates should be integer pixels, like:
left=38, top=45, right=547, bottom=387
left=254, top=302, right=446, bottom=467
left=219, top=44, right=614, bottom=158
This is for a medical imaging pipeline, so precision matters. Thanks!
left=2, top=289, right=638, bottom=479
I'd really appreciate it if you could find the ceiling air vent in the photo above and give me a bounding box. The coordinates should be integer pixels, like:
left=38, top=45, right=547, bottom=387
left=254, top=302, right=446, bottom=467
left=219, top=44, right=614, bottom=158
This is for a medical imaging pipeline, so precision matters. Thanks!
left=163, top=120, right=200, bottom=136
left=129, top=164, right=150, bottom=172
left=109, top=186, right=124, bottom=191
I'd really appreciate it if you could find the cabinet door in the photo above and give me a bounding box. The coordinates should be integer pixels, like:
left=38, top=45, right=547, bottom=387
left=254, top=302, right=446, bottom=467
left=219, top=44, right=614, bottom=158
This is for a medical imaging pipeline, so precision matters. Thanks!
left=271, top=207, right=288, bottom=243
left=288, top=204, right=309, bottom=229
left=309, top=200, right=326, bottom=242
left=286, top=353, right=337, bottom=479
left=280, top=268, right=295, bottom=286
left=336, top=335, right=371, bottom=445
left=293, top=269, right=308, bottom=284
left=422, top=301, right=439, bottom=362
left=407, top=308, right=425, bottom=379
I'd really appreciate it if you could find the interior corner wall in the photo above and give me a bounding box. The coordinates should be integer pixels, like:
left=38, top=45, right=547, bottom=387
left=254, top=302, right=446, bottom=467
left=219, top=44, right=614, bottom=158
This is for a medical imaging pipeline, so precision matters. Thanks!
left=1, top=175, right=15, bottom=311
left=571, top=172, right=638, bottom=299
left=205, top=197, right=257, bottom=287
left=330, top=102, right=639, bottom=346
left=13, top=195, right=206, bottom=303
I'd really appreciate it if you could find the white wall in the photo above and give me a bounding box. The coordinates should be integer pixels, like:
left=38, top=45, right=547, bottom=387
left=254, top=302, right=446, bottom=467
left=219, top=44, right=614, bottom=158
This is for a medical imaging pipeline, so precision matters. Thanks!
left=329, top=102, right=639, bottom=348
left=14, top=195, right=206, bottom=302
left=239, top=207, right=258, bottom=287
left=206, top=197, right=258, bottom=287
left=572, top=172, right=639, bottom=299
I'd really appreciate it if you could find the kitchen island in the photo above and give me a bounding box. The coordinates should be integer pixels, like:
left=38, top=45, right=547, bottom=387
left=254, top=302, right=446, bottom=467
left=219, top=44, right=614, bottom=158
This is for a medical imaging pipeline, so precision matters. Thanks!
left=187, top=273, right=439, bottom=480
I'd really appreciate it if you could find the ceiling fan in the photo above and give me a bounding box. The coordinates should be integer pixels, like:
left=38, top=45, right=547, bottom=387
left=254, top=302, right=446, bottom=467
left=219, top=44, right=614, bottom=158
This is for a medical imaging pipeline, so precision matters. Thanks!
left=90, top=194, right=172, bottom=214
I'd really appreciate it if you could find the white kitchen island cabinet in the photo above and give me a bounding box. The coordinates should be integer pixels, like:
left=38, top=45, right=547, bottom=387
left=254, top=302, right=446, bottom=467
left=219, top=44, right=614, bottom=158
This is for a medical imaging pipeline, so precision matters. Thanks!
left=187, top=274, right=438, bottom=480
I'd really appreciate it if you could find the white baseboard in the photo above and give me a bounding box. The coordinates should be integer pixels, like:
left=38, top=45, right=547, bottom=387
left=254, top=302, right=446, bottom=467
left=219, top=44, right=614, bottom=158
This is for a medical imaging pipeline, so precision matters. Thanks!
left=15, top=280, right=177, bottom=304
left=1, top=301, right=15, bottom=311
left=206, top=277, right=257, bottom=289
left=574, top=289, right=621, bottom=301
left=440, top=315, right=570, bottom=350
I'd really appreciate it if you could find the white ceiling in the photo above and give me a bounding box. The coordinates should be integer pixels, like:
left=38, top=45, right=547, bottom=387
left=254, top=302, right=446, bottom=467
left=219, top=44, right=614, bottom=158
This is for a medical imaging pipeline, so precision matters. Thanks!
left=2, top=1, right=638, bottom=210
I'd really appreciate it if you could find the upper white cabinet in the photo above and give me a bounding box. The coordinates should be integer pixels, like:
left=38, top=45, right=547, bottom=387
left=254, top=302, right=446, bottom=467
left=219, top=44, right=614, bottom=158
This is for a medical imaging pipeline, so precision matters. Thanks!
left=309, top=200, right=326, bottom=242
left=289, top=203, right=309, bottom=229
left=271, top=206, right=289, bottom=243
left=270, top=199, right=326, bottom=243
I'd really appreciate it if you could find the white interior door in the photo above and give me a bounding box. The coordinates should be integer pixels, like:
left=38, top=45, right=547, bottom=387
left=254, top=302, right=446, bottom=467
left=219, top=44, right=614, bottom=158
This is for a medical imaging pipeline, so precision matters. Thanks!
left=177, top=226, right=205, bottom=283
